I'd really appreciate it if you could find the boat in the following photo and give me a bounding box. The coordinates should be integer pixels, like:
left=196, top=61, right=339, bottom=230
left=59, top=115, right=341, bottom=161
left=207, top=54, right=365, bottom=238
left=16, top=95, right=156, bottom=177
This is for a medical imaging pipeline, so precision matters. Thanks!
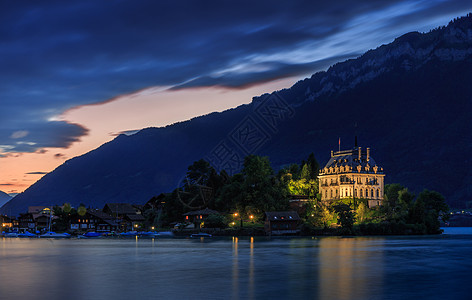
left=119, top=231, right=138, bottom=237
left=81, top=232, right=102, bottom=238
left=39, top=231, right=71, bottom=238
left=38, top=206, right=71, bottom=238
left=139, top=231, right=158, bottom=238
left=156, top=231, right=174, bottom=238
left=139, top=231, right=175, bottom=238
left=3, top=232, right=19, bottom=238
left=18, top=231, right=37, bottom=238
left=190, top=233, right=212, bottom=238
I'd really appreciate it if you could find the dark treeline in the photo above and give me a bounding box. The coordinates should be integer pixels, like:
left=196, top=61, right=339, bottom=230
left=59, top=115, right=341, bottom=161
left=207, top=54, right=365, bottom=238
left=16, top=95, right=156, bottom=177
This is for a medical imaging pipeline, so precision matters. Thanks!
left=147, top=154, right=449, bottom=235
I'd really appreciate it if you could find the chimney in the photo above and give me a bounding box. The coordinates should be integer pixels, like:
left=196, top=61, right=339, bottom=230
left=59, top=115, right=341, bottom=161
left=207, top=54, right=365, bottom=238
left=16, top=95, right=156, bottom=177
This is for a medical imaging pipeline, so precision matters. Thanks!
left=331, top=150, right=334, bottom=157
left=366, top=148, right=370, bottom=162
left=358, top=147, right=362, bottom=161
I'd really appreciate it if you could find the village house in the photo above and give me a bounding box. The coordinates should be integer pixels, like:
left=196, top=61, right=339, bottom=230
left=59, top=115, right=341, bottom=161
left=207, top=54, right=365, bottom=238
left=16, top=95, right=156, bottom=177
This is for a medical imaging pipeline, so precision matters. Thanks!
left=103, top=203, right=145, bottom=231
left=16, top=206, right=56, bottom=232
left=183, top=208, right=220, bottom=228
left=318, top=146, right=385, bottom=207
left=1, top=215, right=16, bottom=230
left=69, top=209, right=119, bottom=232
left=264, top=211, right=301, bottom=235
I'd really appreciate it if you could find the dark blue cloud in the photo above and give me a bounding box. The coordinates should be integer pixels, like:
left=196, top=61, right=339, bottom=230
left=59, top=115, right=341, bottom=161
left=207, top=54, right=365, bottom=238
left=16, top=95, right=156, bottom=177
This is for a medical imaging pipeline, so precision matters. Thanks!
left=0, top=0, right=470, bottom=153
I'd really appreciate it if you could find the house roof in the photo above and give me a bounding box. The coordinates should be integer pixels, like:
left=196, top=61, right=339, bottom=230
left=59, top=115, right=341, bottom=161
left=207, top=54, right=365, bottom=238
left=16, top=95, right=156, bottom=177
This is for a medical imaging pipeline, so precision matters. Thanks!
left=265, top=211, right=301, bottom=221
left=87, top=209, right=113, bottom=220
left=104, top=203, right=137, bottom=215
left=125, top=214, right=145, bottom=221
left=28, top=206, right=51, bottom=214
left=132, top=204, right=144, bottom=211
left=183, top=208, right=220, bottom=216
left=320, top=147, right=383, bottom=175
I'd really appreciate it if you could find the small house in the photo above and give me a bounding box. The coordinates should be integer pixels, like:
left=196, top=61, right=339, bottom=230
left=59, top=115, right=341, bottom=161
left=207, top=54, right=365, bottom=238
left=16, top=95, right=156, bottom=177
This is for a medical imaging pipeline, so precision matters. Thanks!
left=69, top=209, right=119, bottom=232
left=183, top=208, right=220, bottom=228
left=264, top=211, right=301, bottom=235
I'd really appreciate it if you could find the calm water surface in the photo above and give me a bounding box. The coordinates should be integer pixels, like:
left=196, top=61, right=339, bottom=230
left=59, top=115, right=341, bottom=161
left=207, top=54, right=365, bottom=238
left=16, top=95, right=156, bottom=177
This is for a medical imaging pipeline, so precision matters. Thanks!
left=1, top=228, right=471, bottom=300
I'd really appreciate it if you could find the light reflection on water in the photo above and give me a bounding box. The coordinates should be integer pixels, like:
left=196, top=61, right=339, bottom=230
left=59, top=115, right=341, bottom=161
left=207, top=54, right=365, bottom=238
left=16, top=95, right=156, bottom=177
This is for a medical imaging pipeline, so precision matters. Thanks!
left=1, top=231, right=472, bottom=300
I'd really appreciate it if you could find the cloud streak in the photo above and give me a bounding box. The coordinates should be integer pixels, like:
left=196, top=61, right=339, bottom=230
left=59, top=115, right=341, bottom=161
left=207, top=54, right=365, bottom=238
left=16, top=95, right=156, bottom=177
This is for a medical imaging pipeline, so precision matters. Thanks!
left=25, top=172, right=48, bottom=175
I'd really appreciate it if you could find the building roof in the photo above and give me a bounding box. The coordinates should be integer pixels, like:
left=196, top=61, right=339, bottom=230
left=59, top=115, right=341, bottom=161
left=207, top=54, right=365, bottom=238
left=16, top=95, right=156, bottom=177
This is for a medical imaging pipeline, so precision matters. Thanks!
left=183, top=208, right=220, bottom=216
left=125, top=214, right=145, bottom=221
left=28, top=206, right=51, bottom=214
left=87, top=209, right=114, bottom=220
left=320, top=147, right=383, bottom=175
left=265, top=211, right=301, bottom=221
left=103, top=203, right=137, bottom=215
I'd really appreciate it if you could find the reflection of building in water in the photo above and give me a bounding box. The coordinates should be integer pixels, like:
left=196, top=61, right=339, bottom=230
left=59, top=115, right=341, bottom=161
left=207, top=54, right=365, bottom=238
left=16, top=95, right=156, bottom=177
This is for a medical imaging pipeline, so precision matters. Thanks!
left=319, top=146, right=385, bottom=207
left=232, top=237, right=239, bottom=299
left=318, top=238, right=384, bottom=299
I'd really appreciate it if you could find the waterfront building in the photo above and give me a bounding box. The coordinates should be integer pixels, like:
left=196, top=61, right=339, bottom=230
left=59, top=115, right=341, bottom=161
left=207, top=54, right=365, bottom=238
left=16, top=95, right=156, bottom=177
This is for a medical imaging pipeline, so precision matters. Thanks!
left=264, top=211, right=301, bottom=235
left=183, top=207, right=220, bottom=228
left=318, top=146, right=385, bottom=207
left=103, top=203, right=145, bottom=231
left=69, top=209, right=119, bottom=232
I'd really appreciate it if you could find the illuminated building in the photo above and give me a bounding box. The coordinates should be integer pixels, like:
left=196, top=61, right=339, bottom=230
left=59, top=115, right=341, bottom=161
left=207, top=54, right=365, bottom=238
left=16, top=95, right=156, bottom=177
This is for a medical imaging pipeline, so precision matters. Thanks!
left=318, top=146, right=385, bottom=207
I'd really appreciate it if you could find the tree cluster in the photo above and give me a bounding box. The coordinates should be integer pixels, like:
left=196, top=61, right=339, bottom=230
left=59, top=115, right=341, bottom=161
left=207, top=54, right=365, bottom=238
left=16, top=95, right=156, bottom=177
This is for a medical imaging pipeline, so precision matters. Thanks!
left=149, top=154, right=449, bottom=236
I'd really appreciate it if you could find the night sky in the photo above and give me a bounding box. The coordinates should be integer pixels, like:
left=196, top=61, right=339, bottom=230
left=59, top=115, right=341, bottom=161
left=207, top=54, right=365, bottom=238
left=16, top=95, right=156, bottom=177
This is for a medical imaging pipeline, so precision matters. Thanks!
left=1, top=0, right=470, bottom=194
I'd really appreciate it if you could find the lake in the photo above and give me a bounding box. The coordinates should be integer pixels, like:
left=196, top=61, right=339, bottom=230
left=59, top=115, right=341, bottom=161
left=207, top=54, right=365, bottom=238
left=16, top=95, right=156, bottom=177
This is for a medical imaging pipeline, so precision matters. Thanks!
left=1, top=228, right=471, bottom=300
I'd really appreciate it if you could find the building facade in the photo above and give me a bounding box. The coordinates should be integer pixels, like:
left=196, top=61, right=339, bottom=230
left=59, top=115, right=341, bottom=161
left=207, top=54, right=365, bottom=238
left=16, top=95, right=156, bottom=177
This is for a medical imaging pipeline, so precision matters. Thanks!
left=318, top=147, right=385, bottom=207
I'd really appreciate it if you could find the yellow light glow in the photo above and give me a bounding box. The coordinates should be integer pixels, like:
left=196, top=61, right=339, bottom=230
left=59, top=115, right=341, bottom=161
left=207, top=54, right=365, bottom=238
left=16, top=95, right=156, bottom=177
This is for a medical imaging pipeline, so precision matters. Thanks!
left=234, top=213, right=238, bottom=217
left=249, top=215, right=254, bottom=219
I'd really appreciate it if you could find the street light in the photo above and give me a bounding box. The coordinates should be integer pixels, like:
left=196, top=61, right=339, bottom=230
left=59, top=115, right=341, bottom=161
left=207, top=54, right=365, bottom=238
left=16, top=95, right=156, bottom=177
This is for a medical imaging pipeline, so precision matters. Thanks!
left=234, top=212, right=243, bottom=228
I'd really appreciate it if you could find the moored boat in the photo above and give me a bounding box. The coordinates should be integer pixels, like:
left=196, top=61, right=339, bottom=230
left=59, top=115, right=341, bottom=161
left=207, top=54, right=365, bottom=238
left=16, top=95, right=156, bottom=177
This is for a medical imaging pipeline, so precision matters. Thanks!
left=190, top=233, right=212, bottom=238
left=156, top=231, right=174, bottom=238
left=3, top=232, right=19, bottom=238
left=18, top=231, right=37, bottom=238
left=40, top=231, right=71, bottom=238
left=119, top=231, right=138, bottom=237
left=81, top=232, right=102, bottom=238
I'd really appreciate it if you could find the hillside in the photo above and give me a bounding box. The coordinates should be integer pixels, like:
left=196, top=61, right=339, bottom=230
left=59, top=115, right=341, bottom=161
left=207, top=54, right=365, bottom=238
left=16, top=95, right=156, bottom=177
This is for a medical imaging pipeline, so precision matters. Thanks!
left=2, top=14, right=471, bottom=216
left=0, top=190, right=12, bottom=208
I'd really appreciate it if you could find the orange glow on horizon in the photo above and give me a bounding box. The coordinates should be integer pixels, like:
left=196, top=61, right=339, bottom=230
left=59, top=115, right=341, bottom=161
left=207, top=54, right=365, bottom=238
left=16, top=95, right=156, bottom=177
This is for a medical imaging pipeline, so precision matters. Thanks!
left=0, top=77, right=300, bottom=194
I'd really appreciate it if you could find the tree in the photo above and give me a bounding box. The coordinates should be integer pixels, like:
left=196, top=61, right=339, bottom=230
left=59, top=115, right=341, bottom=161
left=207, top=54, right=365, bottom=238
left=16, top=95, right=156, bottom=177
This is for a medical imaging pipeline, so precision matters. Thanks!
left=204, top=214, right=227, bottom=228
left=306, top=153, right=319, bottom=180
left=77, top=205, right=87, bottom=217
left=408, top=189, right=449, bottom=234
left=333, top=203, right=356, bottom=232
left=241, top=155, right=289, bottom=215
left=306, top=201, right=335, bottom=228
left=383, top=184, right=414, bottom=221
left=63, top=203, right=72, bottom=213
left=356, top=202, right=368, bottom=223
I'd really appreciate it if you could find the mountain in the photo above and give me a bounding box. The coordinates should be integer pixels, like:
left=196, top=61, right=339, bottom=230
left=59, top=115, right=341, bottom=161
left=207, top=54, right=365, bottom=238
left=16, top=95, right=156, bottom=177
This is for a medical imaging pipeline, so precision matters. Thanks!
left=0, top=190, right=12, bottom=208
left=2, top=15, right=472, bottom=216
